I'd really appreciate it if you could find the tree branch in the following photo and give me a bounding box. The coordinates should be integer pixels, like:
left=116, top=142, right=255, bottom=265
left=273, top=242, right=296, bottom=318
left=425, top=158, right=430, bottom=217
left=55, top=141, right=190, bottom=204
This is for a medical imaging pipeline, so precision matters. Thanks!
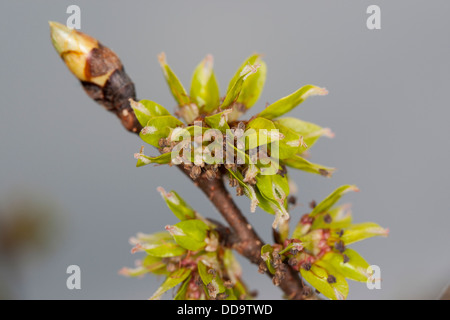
left=107, top=105, right=309, bottom=299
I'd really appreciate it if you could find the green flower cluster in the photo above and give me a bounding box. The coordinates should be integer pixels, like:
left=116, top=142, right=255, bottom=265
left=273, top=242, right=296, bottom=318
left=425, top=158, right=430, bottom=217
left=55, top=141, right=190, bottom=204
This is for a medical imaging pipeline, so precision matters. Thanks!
left=260, top=185, right=388, bottom=300
left=132, top=54, right=334, bottom=229
left=120, top=188, right=251, bottom=300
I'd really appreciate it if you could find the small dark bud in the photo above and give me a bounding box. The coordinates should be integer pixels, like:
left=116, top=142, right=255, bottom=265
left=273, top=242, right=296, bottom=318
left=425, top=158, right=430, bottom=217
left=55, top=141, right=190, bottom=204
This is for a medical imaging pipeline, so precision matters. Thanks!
left=216, top=293, right=229, bottom=300
left=327, top=275, right=337, bottom=284
left=288, top=196, right=297, bottom=206
left=207, top=268, right=217, bottom=276
left=205, top=169, right=216, bottom=181
left=229, top=178, right=238, bottom=188
left=343, top=254, right=350, bottom=264
left=302, top=262, right=312, bottom=271
left=334, top=240, right=346, bottom=253
left=190, top=166, right=202, bottom=180
left=258, top=262, right=267, bottom=274
left=309, top=200, right=317, bottom=209
left=158, top=138, right=168, bottom=148
left=302, top=286, right=312, bottom=297
left=323, top=213, right=332, bottom=224
left=195, top=276, right=203, bottom=286
left=272, top=275, right=281, bottom=287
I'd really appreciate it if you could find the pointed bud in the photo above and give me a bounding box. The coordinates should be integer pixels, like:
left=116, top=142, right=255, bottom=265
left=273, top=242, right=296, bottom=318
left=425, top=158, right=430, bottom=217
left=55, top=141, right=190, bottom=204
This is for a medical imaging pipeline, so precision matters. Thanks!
left=49, top=21, right=139, bottom=132
left=49, top=21, right=116, bottom=86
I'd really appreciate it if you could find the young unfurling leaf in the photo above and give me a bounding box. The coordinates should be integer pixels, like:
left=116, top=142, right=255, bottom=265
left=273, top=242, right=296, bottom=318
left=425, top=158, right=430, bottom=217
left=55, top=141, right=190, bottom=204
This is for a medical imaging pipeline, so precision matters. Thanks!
left=227, top=169, right=259, bottom=213
left=275, top=117, right=333, bottom=153
left=157, top=187, right=196, bottom=220
left=135, top=151, right=172, bottom=167
left=259, top=85, right=328, bottom=120
left=140, top=115, right=183, bottom=147
left=197, top=260, right=226, bottom=295
left=166, top=219, right=210, bottom=251
left=221, top=63, right=260, bottom=109
left=261, top=244, right=276, bottom=274
left=283, top=155, right=335, bottom=177
left=311, top=204, right=353, bottom=230
left=158, top=52, right=190, bottom=106
left=130, top=99, right=171, bottom=128
left=322, top=249, right=371, bottom=282
left=150, top=268, right=192, bottom=300
left=233, top=54, right=267, bottom=109
left=300, top=261, right=348, bottom=300
left=341, top=222, right=389, bottom=245
left=310, top=185, right=359, bottom=217
left=190, top=55, right=220, bottom=113
left=205, top=109, right=231, bottom=132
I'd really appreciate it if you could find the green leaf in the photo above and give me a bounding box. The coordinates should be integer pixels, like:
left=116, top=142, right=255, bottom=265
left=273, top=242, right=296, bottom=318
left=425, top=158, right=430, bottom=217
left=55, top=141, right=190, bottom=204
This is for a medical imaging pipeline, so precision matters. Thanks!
left=227, top=169, right=259, bottom=212
left=275, top=117, right=332, bottom=153
left=259, top=85, right=328, bottom=120
left=158, top=52, right=190, bottom=106
left=226, top=55, right=261, bottom=94
left=197, top=261, right=226, bottom=294
left=261, top=244, right=276, bottom=274
left=245, top=117, right=283, bottom=149
left=273, top=121, right=304, bottom=159
left=142, top=255, right=168, bottom=275
left=204, top=110, right=231, bottom=133
left=190, top=55, right=220, bottom=113
left=300, top=261, right=349, bottom=300
left=145, top=240, right=187, bottom=258
left=150, top=268, right=192, bottom=300
left=132, top=231, right=187, bottom=257
left=283, top=155, right=335, bottom=177
left=197, top=260, right=214, bottom=285
left=256, top=174, right=289, bottom=202
left=221, top=64, right=259, bottom=109
left=234, top=54, right=267, bottom=109
left=157, top=187, right=196, bottom=221
left=310, top=185, right=359, bottom=217
left=119, top=256, right=167, bottom=278
left=341, top=222, right=388, bottom=245
left=140, top=115, right=183, bottom=147
left=135, top=152, right=172, bottom=167
left=174, top=275, right=191, bottom=300
left=322, top=249, right=371, bottom=282
left=225, top=288, right=238, bottom=300
left=233, top=279, right=249, bottom=300
left=311, top=204, right=353, bottom=230
left=223, top=249, right=242, bottom=284
left=255, top=174, right=290, bottom=228
left=130, top=99, right=171, bottom=127
left=167, top=219, right=209, bottom=251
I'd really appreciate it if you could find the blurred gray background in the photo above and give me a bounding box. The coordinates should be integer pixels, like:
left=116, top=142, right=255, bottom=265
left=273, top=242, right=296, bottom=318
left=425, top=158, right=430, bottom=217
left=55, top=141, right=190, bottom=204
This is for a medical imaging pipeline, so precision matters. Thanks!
left=0, top=0, right=449, bottom=299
